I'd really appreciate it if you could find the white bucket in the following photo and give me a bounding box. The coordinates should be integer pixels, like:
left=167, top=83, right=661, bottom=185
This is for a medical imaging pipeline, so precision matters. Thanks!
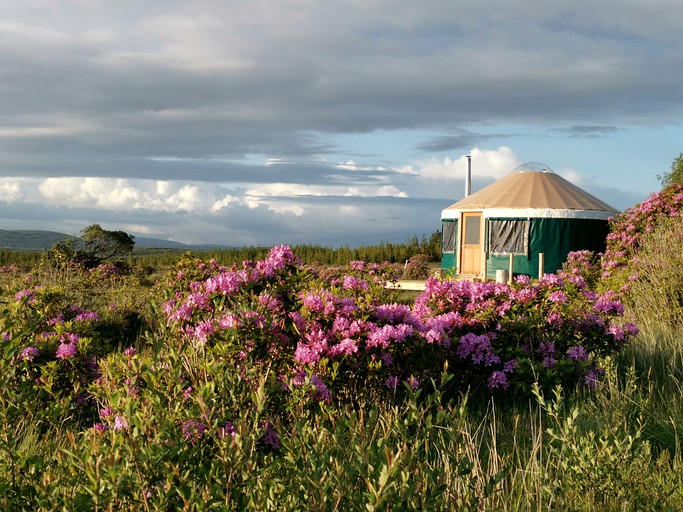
left=495, top=269, right=509, bottom=284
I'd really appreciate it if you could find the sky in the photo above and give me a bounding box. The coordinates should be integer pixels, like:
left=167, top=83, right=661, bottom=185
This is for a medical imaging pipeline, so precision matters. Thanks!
left=1, top=0, right=683, bottom=247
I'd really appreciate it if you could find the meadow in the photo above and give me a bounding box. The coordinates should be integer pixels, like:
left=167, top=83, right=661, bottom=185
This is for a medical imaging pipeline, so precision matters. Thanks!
left=1, top=185, right=682, bottom=511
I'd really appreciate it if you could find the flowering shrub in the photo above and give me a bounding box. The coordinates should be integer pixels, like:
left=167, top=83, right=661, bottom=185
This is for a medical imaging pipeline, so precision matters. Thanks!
left=601, top=184, right=683, bottom=286
left=156, top=245, right=637, bottom=405
left=0, top=286, right=102, bottom=427
left=411, top=274, right=636, bottom=392
left=560, top=250, right=602, bottom=291
left=402, top=253, right=432, bottom=280
left=613, top=215, right=683, bottom=334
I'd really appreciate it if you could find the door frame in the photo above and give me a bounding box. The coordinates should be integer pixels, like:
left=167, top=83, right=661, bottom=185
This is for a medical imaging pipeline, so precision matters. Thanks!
left=458, top=211, right=484, bottom=277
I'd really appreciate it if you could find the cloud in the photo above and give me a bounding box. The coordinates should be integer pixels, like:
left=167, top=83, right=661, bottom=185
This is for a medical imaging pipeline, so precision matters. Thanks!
left=400, top=146, right=522, bottom=181
left=0, top=177, right=236, bottom=213
left=416, top=130, right=500, bottom=152
left=553, top=126, right=622, bottom=138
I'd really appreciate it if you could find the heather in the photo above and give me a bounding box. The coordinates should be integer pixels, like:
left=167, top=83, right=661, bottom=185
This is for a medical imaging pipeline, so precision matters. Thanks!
left=1, top=218, right=683, bottom=509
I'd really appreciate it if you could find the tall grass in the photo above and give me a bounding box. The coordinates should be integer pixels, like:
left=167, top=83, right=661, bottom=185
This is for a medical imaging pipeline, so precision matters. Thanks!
left=610, top=216, right=683, bottom=458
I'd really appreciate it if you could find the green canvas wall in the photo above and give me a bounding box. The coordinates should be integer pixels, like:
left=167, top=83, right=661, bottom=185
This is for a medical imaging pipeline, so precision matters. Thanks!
left=485, top=218, right=610, bottom=279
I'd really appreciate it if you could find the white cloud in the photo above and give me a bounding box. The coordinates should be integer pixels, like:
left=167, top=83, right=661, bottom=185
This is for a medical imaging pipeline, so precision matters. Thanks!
left=336, top=160, right=387, bottom=171
left=404, top=146, right=523, bottom=181
left=0, top=181, right=26, bottom=202
left=245, top=182, right=407, bottom=198
left=27, top=177, right=237, bottom=213
left=0, top=20, right=67, bottom=42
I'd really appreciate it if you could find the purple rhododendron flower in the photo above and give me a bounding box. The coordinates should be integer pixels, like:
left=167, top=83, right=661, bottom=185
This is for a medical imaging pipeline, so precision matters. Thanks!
left=622, top=322, right=639, bottom=337
left=567, top=345, right=589, bottom=362
left=349, top=260, right=366, bottom=271
left=310, top=375, right=331, bottom=402
left=548, top=291, right=567, bottom=303
left=326, top=337, right=359, bottom=358
left=48, top=313, right=65, bottom=326
left=512, top=287, right=538, bottom=304
left=181, top=420, right=207, bottom=446
left=593, top=297, right=625, bottom=315
left=113, top=415, right=128, bottom=431
left=61, top=332, right=80, bottom=344
left=75, top=311, right=100, bottom=322
left=538, top=341, right=556, bottom=357
left=487, top=371, right=509, bottom=390
left=294, top=343, right=321, bottom=365
left=15, top=289, right=34, bottom=302
left=384, top=375, right=400, bottom=389
left=262, top=424, right=281, bottom=449
left=342, top=275, right=369, bottom=291
left=503, top=359, right=519, bottom=373
left=457, top=333, right=500, bottom=365
left=547, top=312, right=563, bottom=327
left=606, top=323, right=625, bottom=341
left=56, top=343, right=78, bottom=359
left=407, top=376, right=420, bottom=390
left=218, top=421, right=237, bottom=439
left=539, top=274, right=563, bottom=286
left=92, top=423, right=109, bottom=433
left=205, top=272, right=244, bottom=296
left=19, top=346, right=39, bottom=362
left=584, top=368, right=604, bottom=389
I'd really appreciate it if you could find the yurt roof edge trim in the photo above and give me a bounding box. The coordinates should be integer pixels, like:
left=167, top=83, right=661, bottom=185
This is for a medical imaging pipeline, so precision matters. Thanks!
left=441, top=207, right=618, bottom=220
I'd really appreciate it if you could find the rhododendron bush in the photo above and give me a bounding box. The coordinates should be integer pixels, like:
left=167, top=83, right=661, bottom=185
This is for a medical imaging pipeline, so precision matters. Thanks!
left=601, top=183, right=683, bottom=287
left=2, top=244, right=637, bottom=440
left=157, top=245, right=636, bottom=405
left=1, top=286, right=102, bottom=427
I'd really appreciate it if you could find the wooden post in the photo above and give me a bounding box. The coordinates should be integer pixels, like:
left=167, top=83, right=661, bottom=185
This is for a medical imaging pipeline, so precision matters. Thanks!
left=508, top=253, right=514, bottom=284
left=538, top=252, right=545, bottom=279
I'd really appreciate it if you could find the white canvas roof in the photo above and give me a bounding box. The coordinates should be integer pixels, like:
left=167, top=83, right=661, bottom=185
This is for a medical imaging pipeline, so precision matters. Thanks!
left=441, top=162, right=620, bottom=220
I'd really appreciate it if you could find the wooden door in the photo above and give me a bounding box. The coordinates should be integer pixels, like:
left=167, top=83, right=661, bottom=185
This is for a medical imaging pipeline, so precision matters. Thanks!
left=460, top=212, right=482, bottom=275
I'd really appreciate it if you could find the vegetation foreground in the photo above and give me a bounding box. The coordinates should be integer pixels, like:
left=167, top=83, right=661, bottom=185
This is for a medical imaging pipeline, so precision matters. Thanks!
left=1, top=185, right=683, bottom=511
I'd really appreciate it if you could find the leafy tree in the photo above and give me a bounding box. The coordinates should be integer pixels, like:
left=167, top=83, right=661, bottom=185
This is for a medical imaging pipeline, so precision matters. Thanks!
left=80, top=224, right=135, bottom=262
left=658, top=152, right=683, bottom=187
left=49, top=224, right=135, bottom=268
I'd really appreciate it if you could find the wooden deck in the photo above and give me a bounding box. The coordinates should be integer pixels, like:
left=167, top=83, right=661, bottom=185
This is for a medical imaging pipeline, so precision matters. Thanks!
left=386, top=280, right=427, bottom=291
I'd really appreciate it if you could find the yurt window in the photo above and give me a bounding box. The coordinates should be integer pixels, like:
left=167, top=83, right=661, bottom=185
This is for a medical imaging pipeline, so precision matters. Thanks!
left=442, top=220, right=456, bottom=253
left=489, top=219, right=529, bottom=255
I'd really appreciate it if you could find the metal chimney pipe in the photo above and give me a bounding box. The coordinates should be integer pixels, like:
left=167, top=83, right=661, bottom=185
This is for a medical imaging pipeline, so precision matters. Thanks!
left=465, top=155, right=472, bottom=197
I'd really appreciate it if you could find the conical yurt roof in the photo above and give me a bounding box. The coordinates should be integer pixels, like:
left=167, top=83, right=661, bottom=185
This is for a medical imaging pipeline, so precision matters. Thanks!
left=441, top=162, right=619, bottom=220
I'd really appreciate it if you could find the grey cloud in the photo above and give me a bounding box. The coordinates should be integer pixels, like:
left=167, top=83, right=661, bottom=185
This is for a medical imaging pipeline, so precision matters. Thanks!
left=416, top=131, right=503, bottom=152
left=554, top=126, right=622, bottom=138
left=3, top=0, right=683, bottom=156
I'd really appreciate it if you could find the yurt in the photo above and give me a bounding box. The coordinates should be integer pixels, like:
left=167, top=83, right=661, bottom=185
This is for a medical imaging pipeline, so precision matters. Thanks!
left=440, top=161, right=619, bottom=280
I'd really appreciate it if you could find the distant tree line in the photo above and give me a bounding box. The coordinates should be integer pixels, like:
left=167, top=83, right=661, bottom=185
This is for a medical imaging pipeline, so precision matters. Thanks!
left=0, top=230, right=443, bottom=270
left=133, top=231, right=443, bottom=269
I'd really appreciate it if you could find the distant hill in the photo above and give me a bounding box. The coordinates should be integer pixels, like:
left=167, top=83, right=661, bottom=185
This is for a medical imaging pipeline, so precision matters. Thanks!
left=0, top=229, right=71, bottom=251
left=0, top=229, right=227, bottom=252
